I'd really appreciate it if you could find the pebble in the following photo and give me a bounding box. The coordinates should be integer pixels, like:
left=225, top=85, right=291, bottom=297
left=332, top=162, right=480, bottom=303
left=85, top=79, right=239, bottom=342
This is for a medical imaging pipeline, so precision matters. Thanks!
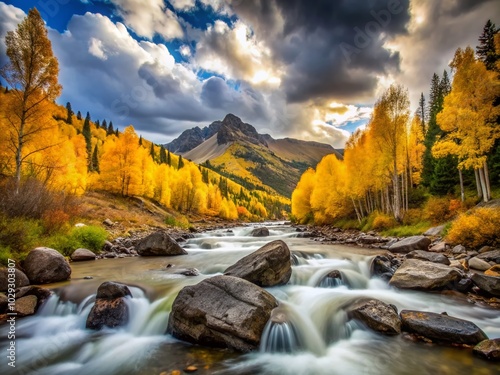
left=184, top=366, right=198, bottom=373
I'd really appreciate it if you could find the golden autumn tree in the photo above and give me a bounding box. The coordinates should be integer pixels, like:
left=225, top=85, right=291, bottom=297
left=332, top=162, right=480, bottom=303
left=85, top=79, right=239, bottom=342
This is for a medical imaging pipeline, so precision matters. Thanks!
left=434, top=46, right=500, bottom=202
left=291, top=168, right=316, bottom=223
left=0, top=8, right=61, bottom=191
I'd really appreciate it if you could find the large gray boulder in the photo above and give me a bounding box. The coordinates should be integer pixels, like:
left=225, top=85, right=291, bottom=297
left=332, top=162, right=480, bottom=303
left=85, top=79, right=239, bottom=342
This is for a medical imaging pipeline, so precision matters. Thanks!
left=168, top=275, right=278, bottom=352
left=469, top=257, right=492, bottom=271
left=136, top=231, right=187, bottom=256
left=400, top=310, right=488, bottom=345
left=250, top=227, right=270, bottom=237
left=406, top=250, right=450, bottom=265
left=86, top=282, right=132, bottom=330
left=389, top=259, right=461, bottom=290
left=423, top=225, right=445, bottom=237
left=71, top=248, right=96, bottom=262
left=347, top=299, right=401, bottom=335
left=471, top=273, right=500, bottom=297
left=23, top=247, right=71, bottom=284
left=0, top=268, right=30, bottom=292
left=224, top=240, right=292, bottom=287
left=388, top=236, right=431, bottom=253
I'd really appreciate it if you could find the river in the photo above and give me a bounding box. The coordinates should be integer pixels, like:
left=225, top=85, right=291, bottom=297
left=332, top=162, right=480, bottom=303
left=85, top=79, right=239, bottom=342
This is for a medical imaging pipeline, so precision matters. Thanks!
left=1, top=223, right=499, bottom=375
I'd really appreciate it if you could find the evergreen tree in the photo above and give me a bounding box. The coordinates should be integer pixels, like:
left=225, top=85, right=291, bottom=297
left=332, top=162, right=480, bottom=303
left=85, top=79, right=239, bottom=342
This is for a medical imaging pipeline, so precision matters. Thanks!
left=476, top=20, right=499, bottom=71
left=66, top=102, right=73, bottom=124
left=159, top=145, right=167, bottom=164
left=418, top=92, right=426, bottom=133
left=115, top=128, right=119, bottom=136
left=95, top=120, right=100, bottom=128
left=76, top=111, right=82, bottom=120
left=107, top=121, right=114, bottom=135
left=82, top=112, right=92, bottom=170
left=102, top=119, right=108, bottom=132
left=91, top=145, right=100, bottom=173
left=150, top=143, right=156, bottom=161
left=167, top=149, right=171, bottom=166
left=178, top=155, right=184, bottom=170
left=139, top=135, right=143, bottom=146
left=421, top=73, right=441, bottom=187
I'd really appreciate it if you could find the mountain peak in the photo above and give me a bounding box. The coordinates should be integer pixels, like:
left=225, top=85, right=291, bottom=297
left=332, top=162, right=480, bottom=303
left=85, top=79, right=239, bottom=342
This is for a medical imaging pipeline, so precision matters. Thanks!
left=222, top=113, right=243, bottom=127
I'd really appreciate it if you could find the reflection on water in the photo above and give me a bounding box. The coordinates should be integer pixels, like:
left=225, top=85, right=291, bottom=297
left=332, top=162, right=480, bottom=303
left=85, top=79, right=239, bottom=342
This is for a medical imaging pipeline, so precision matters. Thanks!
left=1, top=222, right=499, bottom=375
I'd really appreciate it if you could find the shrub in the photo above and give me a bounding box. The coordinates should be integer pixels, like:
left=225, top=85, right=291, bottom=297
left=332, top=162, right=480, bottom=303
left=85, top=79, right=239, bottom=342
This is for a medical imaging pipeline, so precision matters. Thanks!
left=0, top=215, right=43, bottom=259
left=372, top=212, right=397, bottom=231
left=42, top=209, right=71, bottom=234
left=402, top=208, right=423, bottom=226
left=424, top=197, right=452, bottom=224
left=165, top=215, right=190, bottom=229
left=46, top=225, right=108, bottom=256
left=446, top=208, right=500, bottom=248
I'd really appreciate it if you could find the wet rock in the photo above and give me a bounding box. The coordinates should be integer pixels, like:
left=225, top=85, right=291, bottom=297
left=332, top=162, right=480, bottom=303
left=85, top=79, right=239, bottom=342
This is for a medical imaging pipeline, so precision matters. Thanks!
left=423, top=225, right=445, bottom=236
left=473, top=339, right=500, bottom=361
left=370, top=255, right=396, bottom=280
left=469, top=257, right=492, bottom=271
left=71, top=248, right=96, bottom=262
left=318, top=270, right=346, bottom=288
left=86, top=282, right=132, bottom=330
left=174, top=268, right=200, bottom=277
left=406, top=250, right=450, bottom=265
left=0, top=268, right=30, bottom=292
left=23, top=247, right=71, bottom=284
left=477, top=250, right=500, bottom=263
left=0, top=293, right=7, bottom=314
left=485, top=265, right=500, bottom=277
left=347, top=299, right=401, bottom=335
left=389, top=259, right=461, bottom=290
left=250, top=227, right=270, bottom=237
left=452, top=245, right=467, bottom=254
left=400, top=310, right=488, bottom=345
left=104, top=252, right=117, bottom=258
left=388, top=236, right=431, bottom=254
left=168, top=275, right=278, bottom=352
left=454, top=278, right=473, bottom=293
left=358, top=235, right=380, bottom=245
left=14, top=295, right=37, bottom=317
left=224, top=240, right=291, bottom=287
left=471, top=273, right=500, bottom=297
left=16, top=286, right=53, bottom=309
left=136, top=231, right=187, bottom=256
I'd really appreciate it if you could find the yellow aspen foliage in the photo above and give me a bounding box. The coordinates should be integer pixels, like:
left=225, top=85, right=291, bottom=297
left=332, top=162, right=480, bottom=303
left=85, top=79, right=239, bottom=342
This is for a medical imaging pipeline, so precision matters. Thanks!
left=219, top=198, right=238, bottom=220
left=291, top=168, right=316, bottom=223
left=408, top=116, right=425, bottom=184
left=434, top=46, right=500, bottom=170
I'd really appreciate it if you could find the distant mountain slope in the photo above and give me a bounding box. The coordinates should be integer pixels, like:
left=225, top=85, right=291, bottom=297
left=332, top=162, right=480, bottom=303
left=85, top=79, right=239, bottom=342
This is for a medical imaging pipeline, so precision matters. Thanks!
left=167, top=114, right=339, bottom=197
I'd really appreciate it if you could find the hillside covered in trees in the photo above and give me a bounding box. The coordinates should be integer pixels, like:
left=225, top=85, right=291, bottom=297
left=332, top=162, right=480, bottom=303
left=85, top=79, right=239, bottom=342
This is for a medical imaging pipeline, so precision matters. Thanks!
left=292, top=20, right=500, bottom=243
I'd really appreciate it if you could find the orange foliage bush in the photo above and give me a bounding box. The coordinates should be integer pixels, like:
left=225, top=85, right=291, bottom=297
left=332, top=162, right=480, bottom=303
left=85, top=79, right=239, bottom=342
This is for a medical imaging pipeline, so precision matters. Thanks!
left=424, top=197, right=453, bottom=224
left=372, top=213, right=396, bottom=231
left=446, top=208, right=500, bottom=248
left=42, top=209, right=70, bottom=234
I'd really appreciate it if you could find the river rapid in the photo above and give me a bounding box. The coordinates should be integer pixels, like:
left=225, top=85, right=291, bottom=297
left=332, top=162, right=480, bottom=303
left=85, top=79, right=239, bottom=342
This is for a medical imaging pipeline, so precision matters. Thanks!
left=1, top=223, right=499, bottom=375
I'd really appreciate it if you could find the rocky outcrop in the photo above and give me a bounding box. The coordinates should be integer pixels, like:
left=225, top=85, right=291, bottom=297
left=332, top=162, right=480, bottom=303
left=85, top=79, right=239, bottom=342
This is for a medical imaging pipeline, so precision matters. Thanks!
left=347, top=299, right=401, bottom=335
left=71, top=248, right=96, bottom=262
left=166, top=121, right=222, bottom=153
left=471, top=273, right=500, bottom=297
left=86, top=282, right=132, bottom=330
left=224, top=240, right=291, bottom=287
left=0, top=268, right=30, bottom=292
left=389, top=259, right=461, bottom=290
left=400, top=310, right=488, bottom=345
left=406, top=250, right=450, bottom=265
left=423, top=225, right=445, bottom=236
left=250, top=227, right=270, bottom=237
left=23, top=247, right=71, bottom=284
left=473, top=339, right=500, bottom=361
left=135, top=231, right=187, bottom=256
left=388, top=236, right=431, bottom=253
left=168, top=275, right=278, bottom=352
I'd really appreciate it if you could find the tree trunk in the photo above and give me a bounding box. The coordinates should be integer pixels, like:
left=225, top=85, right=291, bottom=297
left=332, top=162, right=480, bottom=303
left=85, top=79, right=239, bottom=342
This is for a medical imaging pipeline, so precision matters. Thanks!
left=478, top=167, right=489, bottom=202
left=474, top=169, right=483, bottom=199
left=458, top=169, right=465, bottom=202
left=393, top=169, right=401, bottom=221
left=351, top=197, right=361, bottom=224
left=484, top=160, right=491, bottom=201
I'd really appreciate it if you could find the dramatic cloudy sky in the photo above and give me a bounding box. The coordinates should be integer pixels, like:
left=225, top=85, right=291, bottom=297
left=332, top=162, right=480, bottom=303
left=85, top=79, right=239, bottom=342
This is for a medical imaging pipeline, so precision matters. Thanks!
left=0, top=0, right=498, bottom=146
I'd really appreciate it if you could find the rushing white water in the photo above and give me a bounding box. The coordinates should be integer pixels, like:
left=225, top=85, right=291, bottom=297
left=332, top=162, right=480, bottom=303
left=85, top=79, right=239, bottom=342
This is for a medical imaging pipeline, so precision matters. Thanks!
left=1, top=222, right=499, bottom=375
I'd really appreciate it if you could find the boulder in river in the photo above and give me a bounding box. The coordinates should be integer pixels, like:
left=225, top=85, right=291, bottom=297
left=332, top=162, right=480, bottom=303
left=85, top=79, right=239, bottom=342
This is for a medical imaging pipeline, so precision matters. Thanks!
left=406, top=250, right=450, bottom=265
left=224, top=240, right=291, bottom=287
left=471, top=273, right=500, bottom=297
left=473, top=339, right=500, bottom=361
left=400, top=310, right=488, bottom=345
left=14, top=295, right=38, bottom=317
left=347, top=299, right=401, bottom=335
left=23, top=247, right=71, bottom=284
left=388, top=236, right=431, bottom=254
left=250, top=227, right=270, bottom=237
left=389, top=259, right=461, bottom=290
left=0, top=267, right=30, bottom=292
left=71, top=248, right=96, bottom=262
left=168, top=275, right=278, bottom=352
left=370, top=255, right=396, bottom=280
left=86, top=282, right=132, bottom=330
left=136, top=231, right=187, bottom=256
